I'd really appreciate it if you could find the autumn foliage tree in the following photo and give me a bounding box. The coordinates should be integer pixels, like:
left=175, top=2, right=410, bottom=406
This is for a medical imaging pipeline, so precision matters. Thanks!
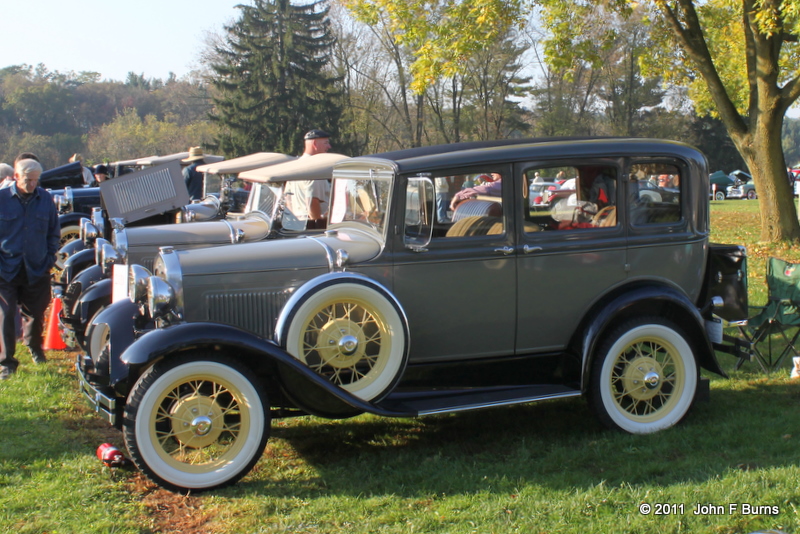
left=537, top=0, right=800, bottom=242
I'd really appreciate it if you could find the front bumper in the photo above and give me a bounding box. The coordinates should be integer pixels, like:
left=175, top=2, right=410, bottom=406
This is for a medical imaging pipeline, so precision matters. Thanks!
left=76, top=353, right=119, bottom=426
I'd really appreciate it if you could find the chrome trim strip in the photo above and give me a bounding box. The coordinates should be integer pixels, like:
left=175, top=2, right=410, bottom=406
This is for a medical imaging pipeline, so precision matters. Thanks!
left=416, top=391, right=582, bottom=416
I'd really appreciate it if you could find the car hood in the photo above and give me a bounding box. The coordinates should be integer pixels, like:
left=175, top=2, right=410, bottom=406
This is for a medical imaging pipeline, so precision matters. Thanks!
left=125, top=216, right=272, bottom=249
left=175, top=227, right=382, bottom=277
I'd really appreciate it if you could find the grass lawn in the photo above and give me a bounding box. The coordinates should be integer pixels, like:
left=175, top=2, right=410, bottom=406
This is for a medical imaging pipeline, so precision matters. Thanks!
left=2, top=199, right=800, bottom=534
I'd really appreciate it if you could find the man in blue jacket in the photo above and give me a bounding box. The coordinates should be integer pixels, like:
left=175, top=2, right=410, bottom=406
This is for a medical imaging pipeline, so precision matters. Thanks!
left=0, top=159, right=60, bottom=379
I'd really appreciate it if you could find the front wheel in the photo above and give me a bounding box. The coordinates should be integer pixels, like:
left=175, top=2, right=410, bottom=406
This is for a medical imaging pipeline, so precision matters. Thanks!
left=589, top=318, right=698, bottom=434
left=123, top=354, right=269, bottom=492
left=746, top=189, right=757, bottom=200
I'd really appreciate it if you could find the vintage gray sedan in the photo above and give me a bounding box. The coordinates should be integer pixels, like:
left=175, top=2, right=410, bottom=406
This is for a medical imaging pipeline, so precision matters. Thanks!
left=77, top=138, right=748, bottom=492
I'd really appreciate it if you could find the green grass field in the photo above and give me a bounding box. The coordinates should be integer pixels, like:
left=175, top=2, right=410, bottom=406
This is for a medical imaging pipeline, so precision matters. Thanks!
left=2, top=199, right=800, bottom=534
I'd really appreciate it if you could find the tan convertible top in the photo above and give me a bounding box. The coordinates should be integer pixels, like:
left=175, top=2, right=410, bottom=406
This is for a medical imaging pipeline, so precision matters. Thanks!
left=196, top=152, right=296, bottom=175
left=136, top=152, right=224, bottom=166
left=238, top=153, right=350, bottom=183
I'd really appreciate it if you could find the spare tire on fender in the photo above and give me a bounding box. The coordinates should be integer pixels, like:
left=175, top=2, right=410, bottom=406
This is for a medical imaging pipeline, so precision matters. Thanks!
left=275, top=274, right=410, bottom=403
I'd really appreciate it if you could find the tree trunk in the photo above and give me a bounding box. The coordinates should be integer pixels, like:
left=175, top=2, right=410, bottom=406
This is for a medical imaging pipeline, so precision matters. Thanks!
left=734, top=115, right=800, bottom=242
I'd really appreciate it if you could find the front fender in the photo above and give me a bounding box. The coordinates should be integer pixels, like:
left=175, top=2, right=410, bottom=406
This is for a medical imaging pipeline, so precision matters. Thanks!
left=88, top=298, right=141, bottom=386
left=120, top=322, right=414, bottom=419
left=63, top=248, right=97, bottom=286
left=59, top=211, right=91, bottom=228
left=579, top=284, right=725, bottom=391
left=75, top=278, right=112, bottom=324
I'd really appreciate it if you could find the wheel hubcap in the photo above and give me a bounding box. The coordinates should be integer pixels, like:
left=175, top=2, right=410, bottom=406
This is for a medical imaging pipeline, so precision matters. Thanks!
left=317, top=318, right=366, bottom=367
left=621, top=356, right=664, bottom=401
left=169, top=395, right=224, bottom=449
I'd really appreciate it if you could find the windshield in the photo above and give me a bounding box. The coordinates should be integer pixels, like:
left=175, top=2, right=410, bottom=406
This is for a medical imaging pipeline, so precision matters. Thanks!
left=244, top=182, right=281, bottom=222
left=328, top=173, right=393, bottom=235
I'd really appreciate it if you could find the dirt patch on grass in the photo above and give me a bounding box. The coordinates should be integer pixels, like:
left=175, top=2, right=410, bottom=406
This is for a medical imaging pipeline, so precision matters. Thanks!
left=58, top=349, right=216, bottom=533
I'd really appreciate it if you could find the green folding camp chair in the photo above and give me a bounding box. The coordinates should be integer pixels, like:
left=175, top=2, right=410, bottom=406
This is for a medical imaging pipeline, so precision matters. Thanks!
left=737, top=257, right=800, bottom=372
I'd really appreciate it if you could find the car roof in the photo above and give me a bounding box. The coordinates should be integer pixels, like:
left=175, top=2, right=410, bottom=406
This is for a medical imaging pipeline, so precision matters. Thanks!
left=110, top=156, right=157, bottom=166
left=238, top=153, right=349, bottom=183
left=341, top=138, right=704, bottom=175
left=196, top=152, right=295, bottom=175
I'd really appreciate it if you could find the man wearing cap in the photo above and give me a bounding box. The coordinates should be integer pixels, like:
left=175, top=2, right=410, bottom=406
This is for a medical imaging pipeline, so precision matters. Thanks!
left=0, top=159, right=60, bottom=379
left=284, top=130, right=333, bottom=229
left=182, top=147, right=206, bottom=200
left=94, top=164, right=110, bottom=184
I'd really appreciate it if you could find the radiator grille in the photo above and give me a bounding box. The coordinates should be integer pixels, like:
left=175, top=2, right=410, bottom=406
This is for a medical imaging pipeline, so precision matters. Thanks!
left=204, top=290, right=291, bottom=339
left=109, top=167, right=178, bottom=213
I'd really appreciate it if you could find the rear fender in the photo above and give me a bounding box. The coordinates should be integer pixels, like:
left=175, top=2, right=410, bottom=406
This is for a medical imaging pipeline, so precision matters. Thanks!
left=120, top=322, right=410, bottom=419
left=579, top=284, right=725, bottom=392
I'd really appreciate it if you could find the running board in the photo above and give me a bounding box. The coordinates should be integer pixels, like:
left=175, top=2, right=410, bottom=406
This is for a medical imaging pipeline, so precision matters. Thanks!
left=375, top=384, right=581, bottom=416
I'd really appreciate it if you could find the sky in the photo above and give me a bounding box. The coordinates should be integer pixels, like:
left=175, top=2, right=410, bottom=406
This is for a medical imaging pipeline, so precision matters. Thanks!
left=2, top=0, right=242, bottom=81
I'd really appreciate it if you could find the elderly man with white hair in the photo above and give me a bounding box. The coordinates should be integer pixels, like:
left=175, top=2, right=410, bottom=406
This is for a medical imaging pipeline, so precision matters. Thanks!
left=0, top=158, right=60, bottom=379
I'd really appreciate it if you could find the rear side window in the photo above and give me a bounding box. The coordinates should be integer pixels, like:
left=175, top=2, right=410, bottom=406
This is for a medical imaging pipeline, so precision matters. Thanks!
left=629, top=163, right=682, bottom=225
left=524, top=165, right=618, bottom=232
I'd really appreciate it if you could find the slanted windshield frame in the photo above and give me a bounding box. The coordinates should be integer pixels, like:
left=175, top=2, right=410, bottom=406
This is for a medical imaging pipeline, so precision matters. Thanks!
left=328, top=168, right=394, bottom=238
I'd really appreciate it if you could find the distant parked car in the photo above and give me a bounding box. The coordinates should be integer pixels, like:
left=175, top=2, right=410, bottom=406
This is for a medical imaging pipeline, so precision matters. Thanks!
left=709, top=170, right=734, bottom=200
left=726, top=170, right=756, bottom=200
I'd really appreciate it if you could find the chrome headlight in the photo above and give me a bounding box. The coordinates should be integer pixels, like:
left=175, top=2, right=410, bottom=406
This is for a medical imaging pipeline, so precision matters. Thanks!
left=112, top=228, right=128, bottom=263
left=94, top=238, right=110, bottom=267
left=128, top=264, right=152, bottom=306
left=152, top=247, right=184, bottom=319
left=147, top=276, right=176, bottom=320
left=99, top=240, right=122, bottom=277
left=81, top=221, right=100, bottom=247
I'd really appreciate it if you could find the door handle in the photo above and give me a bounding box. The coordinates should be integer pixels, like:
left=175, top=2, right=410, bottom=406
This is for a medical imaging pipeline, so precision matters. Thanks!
left=494, top=246, right=515, bottom=255
left=523, top=245, right=542, bottom=254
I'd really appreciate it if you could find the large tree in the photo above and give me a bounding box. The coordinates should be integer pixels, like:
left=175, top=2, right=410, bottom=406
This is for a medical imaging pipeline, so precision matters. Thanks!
left=209, top=0, right=342, bottom=156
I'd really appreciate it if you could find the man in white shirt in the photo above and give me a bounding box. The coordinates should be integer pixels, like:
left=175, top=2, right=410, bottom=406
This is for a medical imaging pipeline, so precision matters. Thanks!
left=285, top=130, right=332, bottom=229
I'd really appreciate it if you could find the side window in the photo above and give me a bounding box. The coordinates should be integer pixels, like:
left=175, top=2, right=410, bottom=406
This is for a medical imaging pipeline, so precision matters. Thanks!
left=629, top=163, right=681, bottom=225
left=524, top=165, right=618, bottom=233
left=414, top=171, right=505, bottom=239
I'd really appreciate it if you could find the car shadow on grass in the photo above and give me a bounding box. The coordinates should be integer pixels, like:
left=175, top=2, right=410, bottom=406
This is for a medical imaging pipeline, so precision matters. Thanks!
left=232, top=376, right=800, bottom=498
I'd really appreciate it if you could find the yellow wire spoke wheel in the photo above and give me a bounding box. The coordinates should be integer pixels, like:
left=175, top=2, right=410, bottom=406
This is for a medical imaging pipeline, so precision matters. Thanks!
left=124, top=355, right=268, bottom=492
left=284, top=281, right=408, bottom=402
left=592, top=319, right=697, bottom=434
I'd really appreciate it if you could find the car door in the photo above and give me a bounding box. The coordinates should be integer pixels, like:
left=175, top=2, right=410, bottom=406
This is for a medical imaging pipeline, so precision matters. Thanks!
left=515, top=159, right=628, bottom=354
left=391, top=166, right=517, bottom=364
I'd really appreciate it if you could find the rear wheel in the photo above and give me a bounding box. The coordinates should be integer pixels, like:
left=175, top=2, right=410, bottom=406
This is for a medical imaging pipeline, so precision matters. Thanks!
left=589, top=317, right=698, bottom=434
left=714, top=191, right=725, bottom=201
left=123, top=354, right=269, bottom=492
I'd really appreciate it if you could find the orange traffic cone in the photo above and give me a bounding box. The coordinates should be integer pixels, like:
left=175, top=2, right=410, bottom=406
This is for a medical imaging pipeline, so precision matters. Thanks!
left=43, top=297, right=66, bottom=350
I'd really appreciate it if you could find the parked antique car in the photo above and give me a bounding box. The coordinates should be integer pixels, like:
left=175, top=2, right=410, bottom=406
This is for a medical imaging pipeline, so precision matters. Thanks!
left=725, top=170, right=756, bottom=200
left=59, top=153, right=345, bottom=351
left=77, top=138, right=749, bottom=492
left=709, top=170, right=734, bottom=200
left=40, top=161, right=86, bottom=189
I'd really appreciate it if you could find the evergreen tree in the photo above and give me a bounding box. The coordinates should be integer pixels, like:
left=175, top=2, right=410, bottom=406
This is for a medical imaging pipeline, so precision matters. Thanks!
left=209, top=0, right=342, bottom=156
